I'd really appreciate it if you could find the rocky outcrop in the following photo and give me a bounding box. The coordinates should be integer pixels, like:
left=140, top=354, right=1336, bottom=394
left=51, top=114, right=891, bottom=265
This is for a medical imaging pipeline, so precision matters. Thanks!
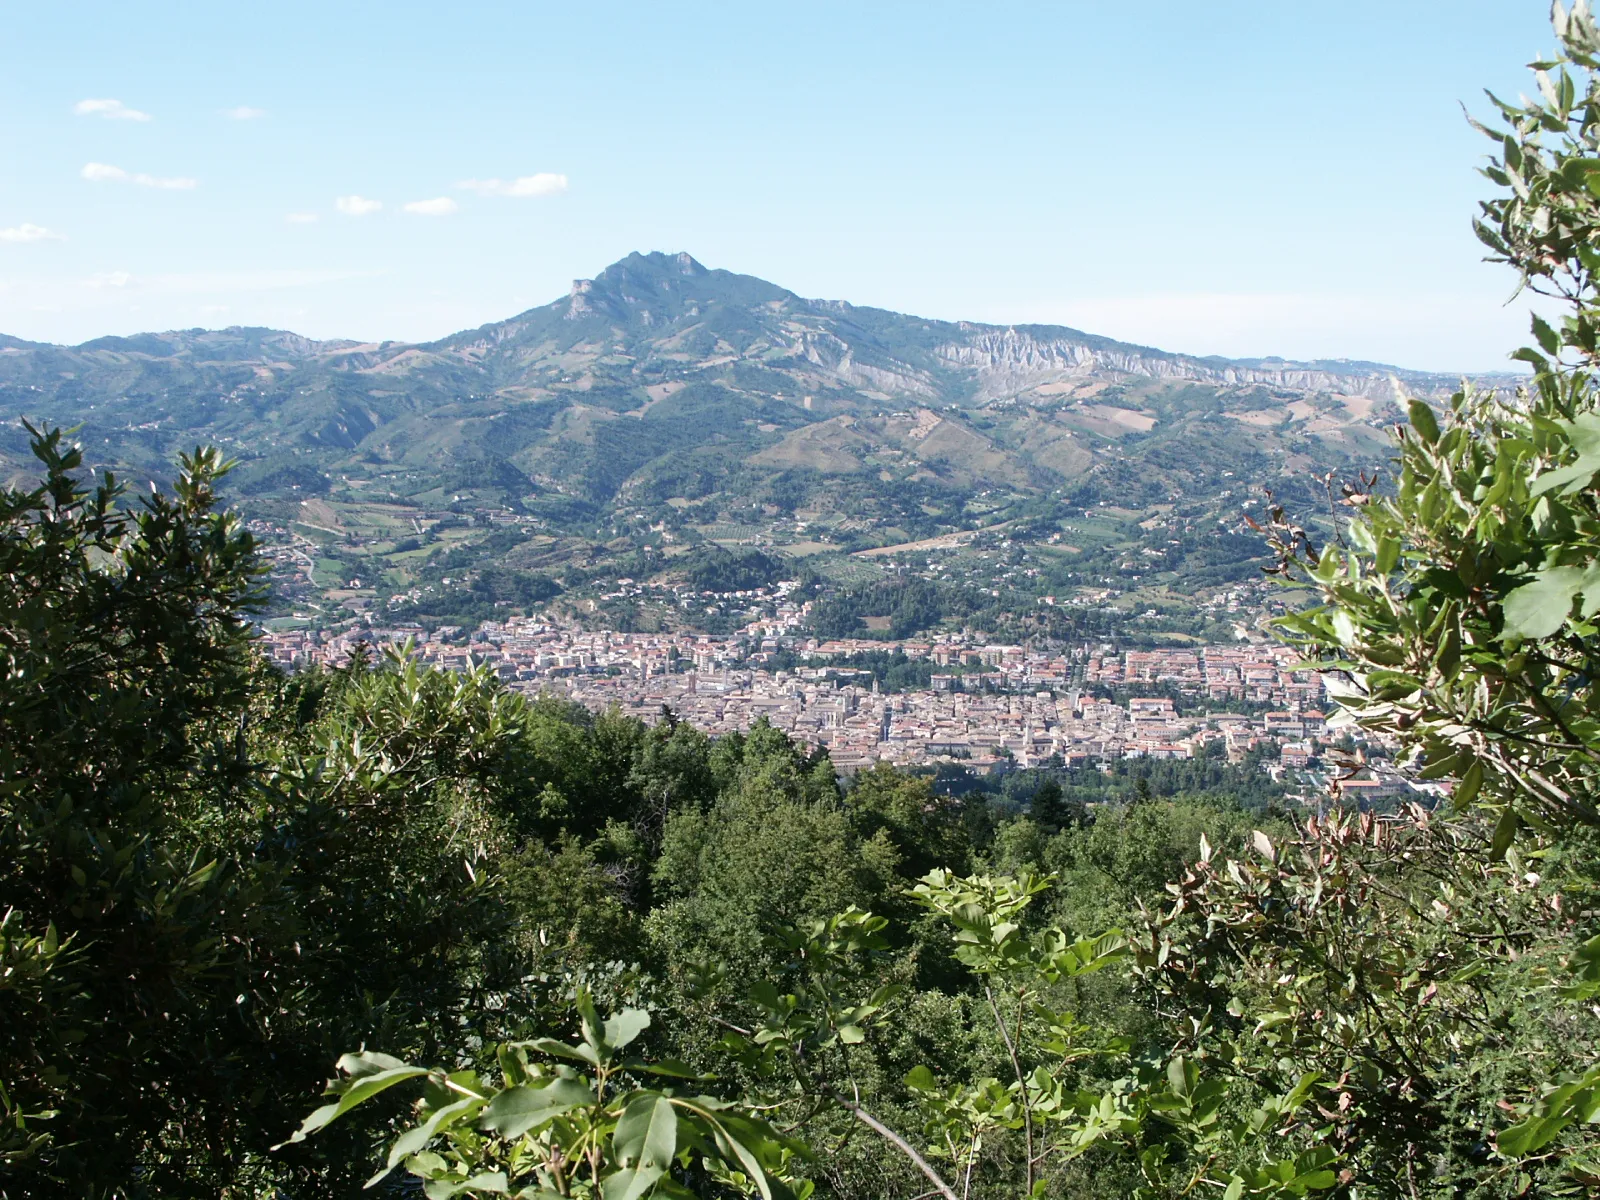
left=565, top=278, right=597, bottom=321
left=936, top=327, right=1510, bottom=402
left=796, top=329, right=938, bottom=397
left=0, top=252, right=1522, bottom=420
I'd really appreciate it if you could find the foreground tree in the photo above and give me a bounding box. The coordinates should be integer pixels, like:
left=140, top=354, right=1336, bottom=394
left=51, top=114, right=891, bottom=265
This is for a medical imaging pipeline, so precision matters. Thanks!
left=1235, top=3, right=1600, bottom=1188
left=20, top=7, right=1600, bottom=1198
left=277, top=990, right=808, bottom=1200
left=0, top=428, right=271, bottom=1193
left=0, top=432, right=619, bottom=1196
left=288, top=8, right=1600, bottom=1197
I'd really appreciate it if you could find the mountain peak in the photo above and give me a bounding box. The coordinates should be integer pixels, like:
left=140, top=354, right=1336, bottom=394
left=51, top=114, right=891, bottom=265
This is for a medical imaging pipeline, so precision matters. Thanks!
left=71, top=326, right=353, bottom=362
left=560, top=251, right=792, bottom=326
left=592, top=250, right=710, bottom=286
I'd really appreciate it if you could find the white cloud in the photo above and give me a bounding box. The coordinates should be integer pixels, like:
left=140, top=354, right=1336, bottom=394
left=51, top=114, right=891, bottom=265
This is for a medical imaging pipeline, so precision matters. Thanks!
left=335, top=195, right=382, bottom=216
left=222, top=106, right=266, bottom=120
left=285, top=212, right=319, bottom=224
left=87, top=271, right=133, bottom=289
left=73, top=97, right=151, bottom=121
left=403, top=196, right=458, bottom=216
left=0, top=223, right=66, bottom=243
left=456, top=173, right=568, bottom=198
left=81, top=162, right=197, bottom=190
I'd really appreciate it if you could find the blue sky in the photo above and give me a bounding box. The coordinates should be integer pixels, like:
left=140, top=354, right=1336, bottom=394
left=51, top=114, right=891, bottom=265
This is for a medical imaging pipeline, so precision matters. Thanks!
left=0, top=1, right=1560, bottom=370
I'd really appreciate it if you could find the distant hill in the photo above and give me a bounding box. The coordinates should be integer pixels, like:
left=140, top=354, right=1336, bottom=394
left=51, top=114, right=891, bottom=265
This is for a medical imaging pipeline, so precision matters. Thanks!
left=0, top=250, right=1515, bottom=494
left=0, top=251, right=1525, bottom=631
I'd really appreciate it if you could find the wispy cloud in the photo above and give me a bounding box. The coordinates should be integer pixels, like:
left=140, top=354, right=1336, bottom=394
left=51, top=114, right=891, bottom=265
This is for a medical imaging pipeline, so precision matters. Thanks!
left=82, top=162, right=197, bottom=190
left=0, top=223, right=66, bottom=243
left=403, top=196, right=458, bottom=216
left=74, top=97, right=151, bottom=121
left=87, top=271, right=133, bottom=289
left=285, top=212, right=319, bottom=224
left=335, top=195, right=382, bottom=216
left=222, top=106, right=267, bottom=120
left=456, top=173, right=568, bottom=198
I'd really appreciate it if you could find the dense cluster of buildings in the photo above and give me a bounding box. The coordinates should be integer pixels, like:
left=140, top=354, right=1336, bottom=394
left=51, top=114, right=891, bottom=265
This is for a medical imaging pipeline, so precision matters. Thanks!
left=1085, top=646, right=1327, bottom=706
left=260, top=617, right=1372, bottom=779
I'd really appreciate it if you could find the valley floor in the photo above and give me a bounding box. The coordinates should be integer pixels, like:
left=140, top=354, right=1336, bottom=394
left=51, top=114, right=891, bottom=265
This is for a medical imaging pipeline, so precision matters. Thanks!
left=262, top=619, right=1415, bottom=804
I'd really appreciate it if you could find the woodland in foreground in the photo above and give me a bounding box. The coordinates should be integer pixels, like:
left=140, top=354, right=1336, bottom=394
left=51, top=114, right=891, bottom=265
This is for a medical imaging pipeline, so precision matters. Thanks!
left=11, top=9, right=1600, bottom=1199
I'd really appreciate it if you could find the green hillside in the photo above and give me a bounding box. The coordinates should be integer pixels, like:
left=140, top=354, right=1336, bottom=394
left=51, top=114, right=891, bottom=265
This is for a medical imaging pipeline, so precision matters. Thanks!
left=0, top=252, right=1520, bottom=634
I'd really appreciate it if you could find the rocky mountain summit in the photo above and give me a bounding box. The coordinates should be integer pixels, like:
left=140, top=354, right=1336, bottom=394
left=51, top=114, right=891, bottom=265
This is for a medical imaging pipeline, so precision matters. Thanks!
left=0, top=251, right=1518, bottom=521
left=421, top=250, right=1502, bottom=406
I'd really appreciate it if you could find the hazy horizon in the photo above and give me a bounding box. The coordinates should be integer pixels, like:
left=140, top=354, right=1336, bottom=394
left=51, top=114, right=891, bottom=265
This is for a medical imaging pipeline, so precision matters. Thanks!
left=0, top=1, right=1558, bottom=371
left=0, top=247, right=1533, bottom=381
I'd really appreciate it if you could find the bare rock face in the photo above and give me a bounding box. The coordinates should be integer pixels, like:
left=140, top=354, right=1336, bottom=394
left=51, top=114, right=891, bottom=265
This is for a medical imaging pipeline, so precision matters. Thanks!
left=6, top=250, right=1509, bottom=418
left=935, top=326, right=1502, bottom=403
left=0, top=248, right=1526, bottom=509
left=566, top=278, right=596, bottom=321
left=795, top=329, right=938, bottom=397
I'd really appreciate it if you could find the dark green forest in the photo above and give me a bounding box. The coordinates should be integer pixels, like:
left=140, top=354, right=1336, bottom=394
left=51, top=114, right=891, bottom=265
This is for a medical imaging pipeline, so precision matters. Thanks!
left=10, top=11, right=1600, bottom=1200
left=0, top=424, right=1294, bottom=1199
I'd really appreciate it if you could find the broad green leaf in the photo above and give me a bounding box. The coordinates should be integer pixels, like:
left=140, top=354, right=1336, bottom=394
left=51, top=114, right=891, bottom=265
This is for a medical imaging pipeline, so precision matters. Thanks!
left=1376, top=536, right=1400, bottom=574
left=516, top=1037, right=600, bottom=1066
left=1491, top=806, right=1519, bottom=861
left=1452, top=759, right=1485, bottom=811
left=479, top=1078, right=596, bottom=1138
left=622, top=1057, right=708, bottom=1080
left=577, top=990, right=606, bottom=1053
left=1278, top=1071, right=1322, bottom=1114
left=343, top=1050, right=418, bottom=1077
left=905, top=1065, right=938, bottom=1091
left=1531, top=415, right=1600, bottom=495
left=1575, top=1084, right=1600, bottom=1123
left=1564, top=411, right=1600, bottom=455
left=1252, top=829, right=1276, bottom=862
left=1167, top=1056, right=1192, bottom=1100
left=380, top=1095, right=485, bottom=1177
left=1563, top=934, right=1600, bottom=998
left=1530, top=457, right=1600, bottom=495
left=274, top=1058, right=429, bottom=1148
left=701, top=1110, right=775, bottom=1200
left=1502, top=566, right=1585, bottom=639
left=1497, top=1115, right=1565, bottom=1157
left=1408, top=399, right=1441, bottom=444
left=750, top=981, right=783, bottom=1011
left=615, top=1094, right=677, bottom=1170
left=424, top=1172, right=509, bottom=1199
left=1330, top=609, right=1359, bottom=647
left=1532, top=312, right=1562, bottom=354
left=601, top=1165, right=665, bottom=1200
left=604, top=1008, right=651, bottom=1052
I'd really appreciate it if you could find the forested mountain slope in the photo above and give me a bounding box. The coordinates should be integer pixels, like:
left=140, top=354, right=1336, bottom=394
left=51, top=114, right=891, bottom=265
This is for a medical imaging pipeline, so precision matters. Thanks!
left=0, top=252, right=1522, bottom=635
left=0, top=251, right=1513, bottom=508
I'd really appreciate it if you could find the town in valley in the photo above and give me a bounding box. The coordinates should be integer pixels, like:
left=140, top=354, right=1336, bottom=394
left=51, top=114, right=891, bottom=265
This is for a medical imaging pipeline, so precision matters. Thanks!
left=262, top=601, right=1414, bottom=808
